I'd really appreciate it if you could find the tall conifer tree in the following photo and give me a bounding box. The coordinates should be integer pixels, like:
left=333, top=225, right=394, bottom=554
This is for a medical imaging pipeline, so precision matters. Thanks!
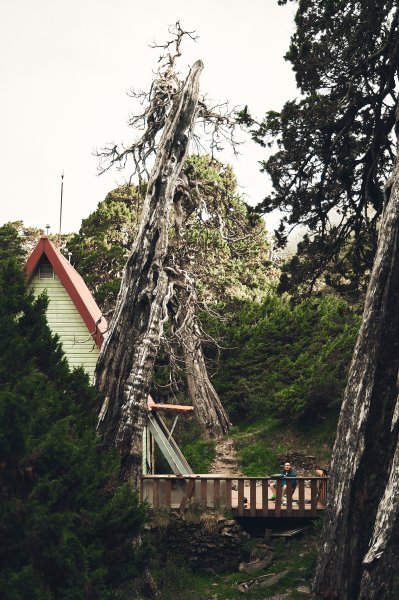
left=244, top=1, right=399, bottom=298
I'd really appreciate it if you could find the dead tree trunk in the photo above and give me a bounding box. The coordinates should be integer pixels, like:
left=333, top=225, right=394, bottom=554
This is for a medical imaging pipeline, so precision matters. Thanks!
left=171, top=274, right=231, bottom=436
left=96, top=61, right=203, bottom=486
left=313, top=104, right=399, bottom=599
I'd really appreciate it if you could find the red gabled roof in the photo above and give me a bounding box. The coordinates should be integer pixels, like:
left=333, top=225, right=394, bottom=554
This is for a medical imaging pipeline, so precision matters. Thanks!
left=25, top=236, right=107, bottom=348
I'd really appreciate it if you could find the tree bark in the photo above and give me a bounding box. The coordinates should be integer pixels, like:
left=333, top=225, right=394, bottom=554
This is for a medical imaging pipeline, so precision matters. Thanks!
left=172, top=277, right=231, bottom=437
left=313, top=104, right=399, bottom=599
left=95, top=61, right=203, bottom=486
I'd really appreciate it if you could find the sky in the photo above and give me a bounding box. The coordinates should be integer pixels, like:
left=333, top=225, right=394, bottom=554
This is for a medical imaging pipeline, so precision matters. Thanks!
left=0, top=0, right=298, bottom=235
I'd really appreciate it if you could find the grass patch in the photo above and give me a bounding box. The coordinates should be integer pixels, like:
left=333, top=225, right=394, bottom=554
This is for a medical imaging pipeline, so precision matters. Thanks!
left=147, top=559, right=210, bottom=600
left=238, top=443, right=281, bottom=476
left=294, top=410, right=338, bottom=464
left=181, top=438, right=216, bottom=473
left=233, top=412, right=338, bottom=476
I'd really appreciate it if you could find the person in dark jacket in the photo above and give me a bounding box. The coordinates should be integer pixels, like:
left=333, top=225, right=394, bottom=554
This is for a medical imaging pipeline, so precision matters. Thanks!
left=271, top=461, right=298, bottom=504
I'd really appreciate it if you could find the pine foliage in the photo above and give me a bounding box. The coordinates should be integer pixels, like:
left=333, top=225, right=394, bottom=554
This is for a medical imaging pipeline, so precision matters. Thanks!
left=0, top=259, right=146, bottom=599
left=244, top=1, right=399, bottom=298
left=68, top=156, right=271, bottom=313
left=66, top=185, right=144, bottom=313
left=207, top=293, right=360, bottom=423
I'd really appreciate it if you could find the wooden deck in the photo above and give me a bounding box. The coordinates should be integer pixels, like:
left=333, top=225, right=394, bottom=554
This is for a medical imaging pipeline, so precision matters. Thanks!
left=141, top=475, right=328, bottom=518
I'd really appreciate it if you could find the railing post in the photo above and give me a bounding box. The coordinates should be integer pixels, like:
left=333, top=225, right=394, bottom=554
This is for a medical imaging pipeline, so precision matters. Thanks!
left=262, top=479, right=269, bottom=516
left=225, top=479, right=232, bottom=511
left=179, top=478, right=196, bottom=511
left=298, top=479, right=305, bottom=516
left=237, top=479, right=245, bottom=516
left=200, top=478, right=208, bottom=509
left=250, top=479, right=257, bottom=516
left=153, top=478, right=160, bottom=508
left=164, top=478, right=171, bottom=510
left=275, top=479, right=283, bottom=516
left=310, top=479, right=318, bottom=516
left=214, top=479, right=221, bottom=509
left=286, top=480, right=293, bottom=516
left=319, top=477, right=328, bottom=506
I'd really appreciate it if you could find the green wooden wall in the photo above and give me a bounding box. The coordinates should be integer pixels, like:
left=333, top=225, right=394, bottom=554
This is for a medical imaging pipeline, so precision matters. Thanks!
left=29, top=270, right=100, bottom=382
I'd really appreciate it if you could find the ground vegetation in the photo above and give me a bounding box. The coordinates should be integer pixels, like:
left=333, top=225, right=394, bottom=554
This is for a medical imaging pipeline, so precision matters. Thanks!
left=0, top=257, right=147, bottom=599
left=206, top=292, right=360, bottom=424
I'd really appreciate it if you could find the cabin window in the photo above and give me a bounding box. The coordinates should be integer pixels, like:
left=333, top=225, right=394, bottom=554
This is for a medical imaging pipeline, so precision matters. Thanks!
left=39, top=261, right=54, bottom=279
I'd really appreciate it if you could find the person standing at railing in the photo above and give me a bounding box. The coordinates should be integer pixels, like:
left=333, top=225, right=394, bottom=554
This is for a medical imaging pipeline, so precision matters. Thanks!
left=270, top=461, right=298, bottom=505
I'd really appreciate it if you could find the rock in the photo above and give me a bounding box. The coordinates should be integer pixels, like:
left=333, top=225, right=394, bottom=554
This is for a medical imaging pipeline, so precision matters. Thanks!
left=297, top=585, right=311, bottom=594
left=258, top=570, right=289, bottom=588
left=221, top=456, right=237, bottom=464
left=217, top=516, right=226, bottom=523
left=264, top=528, right=272, bottom=544
left=144, top=511, right=249, bottom=572
left=237, top=574, right=274, bottom=593
left=239, top=555, right=273, bottom=574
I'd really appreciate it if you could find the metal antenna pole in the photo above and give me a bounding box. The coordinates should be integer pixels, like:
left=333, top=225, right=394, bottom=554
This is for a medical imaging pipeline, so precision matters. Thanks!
left=58, top=171, right=64, bottom=247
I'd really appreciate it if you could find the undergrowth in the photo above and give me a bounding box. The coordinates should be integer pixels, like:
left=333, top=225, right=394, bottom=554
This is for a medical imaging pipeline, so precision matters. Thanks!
left=145, top=529, right=319, bottom=599
left=181, top=438, right=216, bottom=474
left=232, top=412, right=338, bottom=476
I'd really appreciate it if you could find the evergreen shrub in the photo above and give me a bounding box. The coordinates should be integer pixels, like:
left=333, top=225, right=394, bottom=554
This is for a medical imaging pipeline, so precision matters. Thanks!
left=206, top=293, right=360, bottom=423
left=0, top=259, right=147, bottom=599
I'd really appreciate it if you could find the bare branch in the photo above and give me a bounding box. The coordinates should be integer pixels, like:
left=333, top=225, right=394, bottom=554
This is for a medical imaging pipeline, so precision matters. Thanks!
left=95, top=21, right=243, bottom=183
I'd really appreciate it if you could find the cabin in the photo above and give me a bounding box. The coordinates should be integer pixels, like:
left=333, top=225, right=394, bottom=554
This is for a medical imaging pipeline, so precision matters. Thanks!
left=25, top=236, right=107, bottom=381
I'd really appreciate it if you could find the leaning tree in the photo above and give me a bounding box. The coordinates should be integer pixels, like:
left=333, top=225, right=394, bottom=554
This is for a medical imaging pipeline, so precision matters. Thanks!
left=95, top=24, right=237, bottom=484
left=313, top=101, right=399, bottom=599
left=67, top=156, right=270, bottom=433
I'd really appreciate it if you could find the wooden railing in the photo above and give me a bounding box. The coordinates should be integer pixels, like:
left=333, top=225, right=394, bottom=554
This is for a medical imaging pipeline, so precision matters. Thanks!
left=141, top=475, right=328, bottom=518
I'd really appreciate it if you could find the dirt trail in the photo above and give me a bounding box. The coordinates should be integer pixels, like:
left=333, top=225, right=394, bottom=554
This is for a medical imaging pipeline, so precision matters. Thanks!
left=209, top=436, right=243, bottom=477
